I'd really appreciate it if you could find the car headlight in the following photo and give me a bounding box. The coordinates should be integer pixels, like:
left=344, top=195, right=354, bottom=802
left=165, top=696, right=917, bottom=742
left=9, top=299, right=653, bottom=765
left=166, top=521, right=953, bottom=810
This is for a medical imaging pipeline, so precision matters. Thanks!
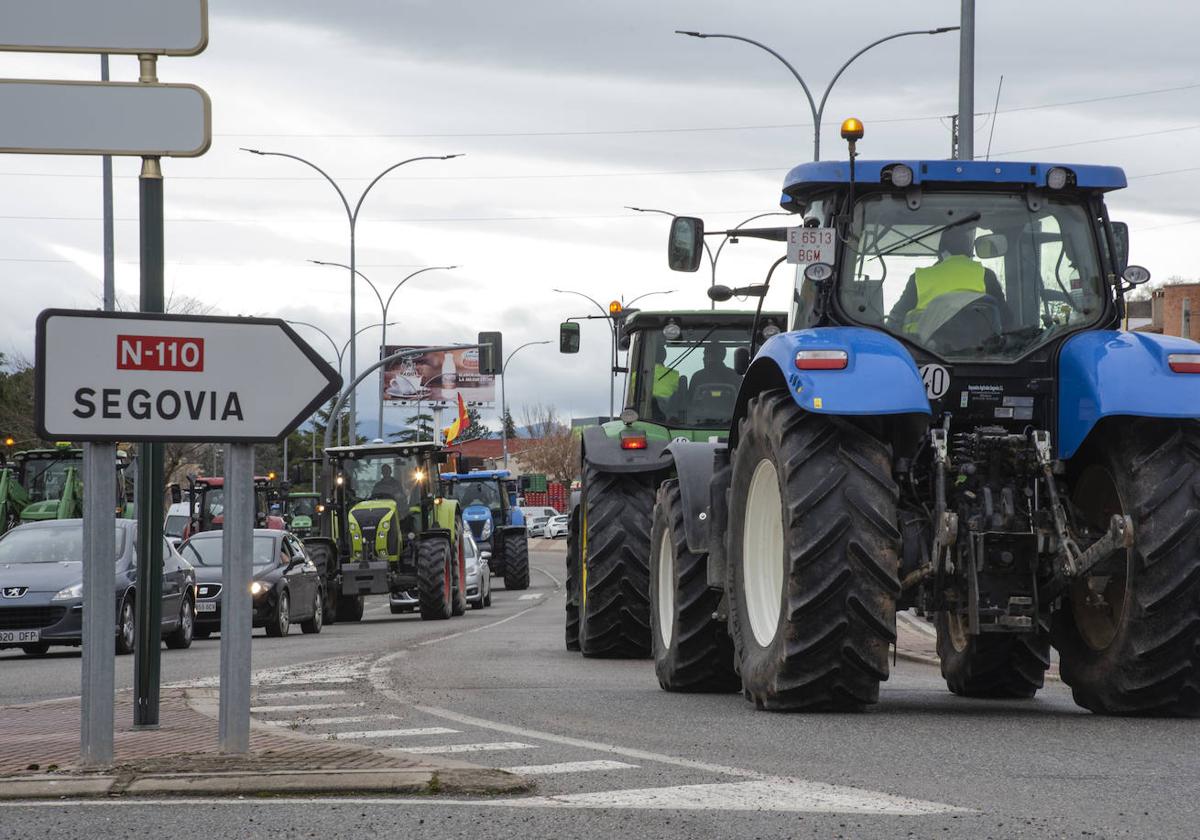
left=480, top=520, right=493, bottom=540
left=52, top=582, right=84, bottom=601
left=250, top=581, right=267, bottom=596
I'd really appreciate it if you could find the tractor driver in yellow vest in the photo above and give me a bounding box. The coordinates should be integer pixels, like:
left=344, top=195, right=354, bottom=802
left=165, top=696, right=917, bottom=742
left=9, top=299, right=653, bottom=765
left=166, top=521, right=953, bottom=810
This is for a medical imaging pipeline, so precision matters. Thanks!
left=652, top=344, right=681, bottom=402
left=885, top=225, right=1011, bottom=336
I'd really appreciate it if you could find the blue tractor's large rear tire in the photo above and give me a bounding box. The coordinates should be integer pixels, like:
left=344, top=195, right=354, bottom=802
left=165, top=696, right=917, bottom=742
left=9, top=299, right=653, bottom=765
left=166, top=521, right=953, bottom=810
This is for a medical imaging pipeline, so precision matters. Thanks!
left=1052, top=419, right=1200, bottom=717
left=502, top=531, right=530, bottom=591
left=727, top=391, right=901, bottom=711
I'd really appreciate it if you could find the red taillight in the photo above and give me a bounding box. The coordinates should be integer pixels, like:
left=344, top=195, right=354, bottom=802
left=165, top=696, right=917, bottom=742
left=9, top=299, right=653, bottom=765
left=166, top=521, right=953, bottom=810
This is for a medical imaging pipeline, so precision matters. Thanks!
left=620, top=433, right=648, bottom=450
left=1169, top=353, right=1200, bottom=373
left=795, top=350, right=848, bottom=370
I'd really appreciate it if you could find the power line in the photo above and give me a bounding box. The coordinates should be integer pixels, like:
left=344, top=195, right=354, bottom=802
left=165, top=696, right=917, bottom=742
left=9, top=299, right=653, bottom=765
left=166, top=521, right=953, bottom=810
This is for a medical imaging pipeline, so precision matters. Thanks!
left=991, top=124, right=1200, bottom=156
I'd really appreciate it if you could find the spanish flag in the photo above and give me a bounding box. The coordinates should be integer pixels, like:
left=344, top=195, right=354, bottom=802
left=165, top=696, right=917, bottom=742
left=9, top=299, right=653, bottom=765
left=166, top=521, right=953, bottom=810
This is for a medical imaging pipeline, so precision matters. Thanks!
left=443, top=393, right=471, bottom=444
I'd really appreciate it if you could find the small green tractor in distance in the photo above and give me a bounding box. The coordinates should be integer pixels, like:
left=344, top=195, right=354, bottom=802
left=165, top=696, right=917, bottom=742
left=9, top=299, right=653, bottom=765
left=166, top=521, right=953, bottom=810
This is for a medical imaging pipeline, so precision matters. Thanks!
left=1, top=443, right=134, bottom=534
left=321, top=441, right=467, bottom=622
left=642, top=122, right=1200, bottom=716
left=560, top=309, right=785, bottom=660
left=283, top=490, right=322, bottom=538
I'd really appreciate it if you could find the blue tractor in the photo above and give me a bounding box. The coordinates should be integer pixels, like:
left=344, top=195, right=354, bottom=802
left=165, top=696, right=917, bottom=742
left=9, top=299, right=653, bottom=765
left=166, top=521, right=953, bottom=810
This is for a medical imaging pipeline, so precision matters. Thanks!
left=440, top=470, right=530, bottom=590
left=645, top=119, right=1200, bottom=716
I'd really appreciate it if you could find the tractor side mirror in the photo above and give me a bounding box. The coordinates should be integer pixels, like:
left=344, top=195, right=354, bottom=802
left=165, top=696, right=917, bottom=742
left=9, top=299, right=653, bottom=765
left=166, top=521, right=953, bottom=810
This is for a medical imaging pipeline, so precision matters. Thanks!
left=1123, top=265, right=1151, bottom=286
left=1111, top=222, right=1130, bottom=273
left=733, top=347, right=751, bottom=375
left=168, top=483, right=182, bottom=504
left=668, top=216, right=705, bottom=272
left=559, top=322, right=580, bottom=354
left=973, top=233, right=1008, bottom=259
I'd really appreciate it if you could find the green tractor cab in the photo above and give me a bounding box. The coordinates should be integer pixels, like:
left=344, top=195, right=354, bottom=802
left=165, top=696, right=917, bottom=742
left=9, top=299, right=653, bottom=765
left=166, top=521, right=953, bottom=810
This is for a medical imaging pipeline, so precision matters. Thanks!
left=283, top=491, right=321, bottom=537
left=562, top=309, right=784, bottom=657
left=323, top=441, right=467, bottom=622
left=0, top=446, right=133, bottom=533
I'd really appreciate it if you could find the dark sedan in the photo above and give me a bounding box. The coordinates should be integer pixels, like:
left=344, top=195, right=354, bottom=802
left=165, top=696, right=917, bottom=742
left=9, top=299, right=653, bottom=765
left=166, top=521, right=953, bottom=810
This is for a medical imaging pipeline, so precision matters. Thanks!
left=179, top=529, right=324, bottom=638
left=0, top=519, right=196, bottom=657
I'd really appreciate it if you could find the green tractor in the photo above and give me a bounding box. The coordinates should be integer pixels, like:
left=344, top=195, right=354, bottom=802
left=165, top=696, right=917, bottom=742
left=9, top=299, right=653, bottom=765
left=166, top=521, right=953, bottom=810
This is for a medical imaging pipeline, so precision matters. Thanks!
left=283, top=490, right=322, bottom=538
left=0, top=445, right=133, bottom=533
left=322, top=441, right=467, bottom=622
left=561, top=309, right=785, bottom=659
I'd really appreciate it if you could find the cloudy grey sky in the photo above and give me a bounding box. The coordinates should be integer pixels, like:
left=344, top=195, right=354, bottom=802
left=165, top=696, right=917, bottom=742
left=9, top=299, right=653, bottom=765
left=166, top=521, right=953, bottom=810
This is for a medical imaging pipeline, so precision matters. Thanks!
left=3, top=0, right=1198, bottom=430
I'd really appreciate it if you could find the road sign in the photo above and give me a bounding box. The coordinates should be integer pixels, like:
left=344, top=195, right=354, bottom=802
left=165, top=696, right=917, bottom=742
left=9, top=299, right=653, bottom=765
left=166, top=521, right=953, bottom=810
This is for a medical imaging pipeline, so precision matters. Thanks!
left=0, top=0, right=207, bottom=56
left=0, top=80, right=210, bottom=157
left=35, top=310, right=342, bottom=443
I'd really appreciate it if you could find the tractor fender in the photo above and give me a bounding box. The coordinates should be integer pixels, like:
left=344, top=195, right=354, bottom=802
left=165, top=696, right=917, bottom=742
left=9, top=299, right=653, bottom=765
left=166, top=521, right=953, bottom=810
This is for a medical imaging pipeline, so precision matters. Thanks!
left=730, top=328, right=931, bottom=449
left=663, top=441, right=722, bottom=555
left=432, top=498, right=460, bottom=534
left=1059, top=330, right=1200, bottom=458
left=581, top=425, right=673, bottom=475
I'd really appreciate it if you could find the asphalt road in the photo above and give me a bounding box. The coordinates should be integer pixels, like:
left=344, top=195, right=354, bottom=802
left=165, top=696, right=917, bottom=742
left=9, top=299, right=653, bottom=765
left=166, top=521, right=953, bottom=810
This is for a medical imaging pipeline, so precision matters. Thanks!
left=2, top=545, right=1196, bottom=839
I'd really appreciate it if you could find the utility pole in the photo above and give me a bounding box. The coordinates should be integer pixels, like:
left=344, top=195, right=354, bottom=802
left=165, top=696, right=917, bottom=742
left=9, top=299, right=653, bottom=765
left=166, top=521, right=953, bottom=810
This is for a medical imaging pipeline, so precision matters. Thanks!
left=957, top=0, right=975, bottom=160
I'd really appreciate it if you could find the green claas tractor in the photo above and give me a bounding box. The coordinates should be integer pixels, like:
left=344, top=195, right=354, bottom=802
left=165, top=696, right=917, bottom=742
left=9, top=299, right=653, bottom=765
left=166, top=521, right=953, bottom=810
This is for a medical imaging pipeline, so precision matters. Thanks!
left=560, top=309, right=785, bottom=658
left=322, top=441, right=466, bottom=622
left=283, top=490, right=322, bottom=538
left=0, top=445, right=133, bottom=534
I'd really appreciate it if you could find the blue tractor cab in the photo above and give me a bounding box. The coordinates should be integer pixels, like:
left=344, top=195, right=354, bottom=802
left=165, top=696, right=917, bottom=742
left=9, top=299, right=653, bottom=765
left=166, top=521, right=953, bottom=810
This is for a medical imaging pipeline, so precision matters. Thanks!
left=647, top=122, right=1200, bottom=717
left=440, top=470, right=529, bottom=590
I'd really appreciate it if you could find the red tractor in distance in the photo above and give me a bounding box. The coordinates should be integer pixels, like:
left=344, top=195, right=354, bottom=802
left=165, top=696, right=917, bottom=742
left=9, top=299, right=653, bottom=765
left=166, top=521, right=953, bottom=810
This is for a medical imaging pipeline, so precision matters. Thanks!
left=173, top=475, right=286, bottom=542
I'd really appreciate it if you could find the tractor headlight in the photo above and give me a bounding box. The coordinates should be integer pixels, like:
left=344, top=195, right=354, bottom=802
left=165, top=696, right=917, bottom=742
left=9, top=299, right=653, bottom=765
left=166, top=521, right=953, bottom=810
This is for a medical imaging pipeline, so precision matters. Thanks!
left=662, top=320, right=682, bottom=341
left=1046, top=167, right=1069, bottom=190
left=52, top=582, right=83, bottom=601
left=481, top=520, right=493, bottom=540
left=889, top=164, right=914, bottom=188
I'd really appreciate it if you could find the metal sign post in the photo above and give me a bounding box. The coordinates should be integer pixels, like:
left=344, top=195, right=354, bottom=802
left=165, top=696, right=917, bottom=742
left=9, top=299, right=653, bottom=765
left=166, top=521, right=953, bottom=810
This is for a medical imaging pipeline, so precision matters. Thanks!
left=218, top=444, right=255, bottom=753
left=80, top=442, right=116, bottom=766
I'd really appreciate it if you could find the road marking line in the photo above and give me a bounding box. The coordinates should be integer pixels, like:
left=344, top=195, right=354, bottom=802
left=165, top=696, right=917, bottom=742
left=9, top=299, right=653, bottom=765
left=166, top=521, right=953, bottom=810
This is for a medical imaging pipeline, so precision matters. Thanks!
left=517, top=593, right=543, bottom=600
left=531, top=564, right=562, bottom=589
left=503, top=760, right=637, bottom=775
left=261, top=714, right=399, bottom=727
left=398, top=741, right=535, bottom=754
left=255, top=689, right=347, bottom=700
left=414, top=605, right=539, bottom=647
left=332, top=727, right=459, bottom=740
left=249, top=702, right=363, bottom=713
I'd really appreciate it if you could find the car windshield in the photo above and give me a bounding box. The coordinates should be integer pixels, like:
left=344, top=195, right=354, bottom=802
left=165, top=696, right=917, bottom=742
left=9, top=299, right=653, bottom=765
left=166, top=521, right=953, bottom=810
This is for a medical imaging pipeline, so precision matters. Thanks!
left=0, top=524, right=125, bottom=564
left=163, top=514, right=189, bottom=538
left=447, top=479, right=502, bottom=510
left=180, top=535, right=278, bottom=568
left=342, top=453, right=425, bottom=506
left=839, top=191, right=1107, bottom=361
left=627, top=326, right=749, bottom=429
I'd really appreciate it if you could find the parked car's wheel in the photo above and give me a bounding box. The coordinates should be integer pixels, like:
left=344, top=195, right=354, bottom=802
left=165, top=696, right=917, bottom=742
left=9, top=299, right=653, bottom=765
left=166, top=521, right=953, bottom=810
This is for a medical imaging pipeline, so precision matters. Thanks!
left=164, top=596, right=195, bottom=650
left=266, top=589, right=290, bottom=637
left=301, top=588, right=324, bottom=634
left=116, top=595, right=136, bottom=655
left=21, top=642, right=51, bottom=657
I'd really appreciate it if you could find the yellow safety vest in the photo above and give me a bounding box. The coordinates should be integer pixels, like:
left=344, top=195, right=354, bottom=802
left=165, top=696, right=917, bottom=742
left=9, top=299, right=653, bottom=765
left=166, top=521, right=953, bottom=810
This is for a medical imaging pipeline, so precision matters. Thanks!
left=904, top=255, right=986, bottom=334
left=652, top=363, right=680, bottom=399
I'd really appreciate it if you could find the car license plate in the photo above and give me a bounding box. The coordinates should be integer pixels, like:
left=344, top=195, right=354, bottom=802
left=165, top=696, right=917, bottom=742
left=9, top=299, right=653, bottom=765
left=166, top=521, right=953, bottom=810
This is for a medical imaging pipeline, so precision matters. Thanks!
left=0, top=629, right=40, bottom=643
left=196, top=602, right=217, bottom=613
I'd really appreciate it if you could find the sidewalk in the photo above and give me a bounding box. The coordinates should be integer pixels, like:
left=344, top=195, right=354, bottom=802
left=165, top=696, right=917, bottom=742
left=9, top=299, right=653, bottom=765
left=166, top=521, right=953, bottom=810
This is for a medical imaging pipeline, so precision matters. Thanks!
left=0, top=688, right=529, bottom=800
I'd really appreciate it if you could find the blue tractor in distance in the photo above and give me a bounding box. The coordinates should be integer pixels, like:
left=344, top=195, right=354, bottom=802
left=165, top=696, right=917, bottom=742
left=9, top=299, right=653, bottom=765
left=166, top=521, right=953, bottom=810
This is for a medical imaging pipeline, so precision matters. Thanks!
left=643, top=118, right=1200, bottom=716
left=440, top=470, right=530, bottom=590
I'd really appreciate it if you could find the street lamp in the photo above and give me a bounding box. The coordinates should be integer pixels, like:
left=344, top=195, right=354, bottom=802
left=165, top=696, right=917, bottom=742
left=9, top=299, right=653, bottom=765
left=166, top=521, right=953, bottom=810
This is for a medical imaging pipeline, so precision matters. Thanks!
left=552, top=288, right=675, bottom=419
left=309, top=260, right=457, bottom=439
left=675, top=26, right=958, bottom=159
left=500, top=340, right=551, bottom=469
left=241, top=148, right=463, bottom=441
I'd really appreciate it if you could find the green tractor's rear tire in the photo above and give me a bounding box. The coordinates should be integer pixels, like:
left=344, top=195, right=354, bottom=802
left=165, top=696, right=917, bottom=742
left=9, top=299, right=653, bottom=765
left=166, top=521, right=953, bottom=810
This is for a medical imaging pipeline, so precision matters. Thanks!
left=418, top=536, right=453, bottom=621
left=565, top=507, right=581, bottom=652
left=727, top=392, right=901, bottom=711
left=336, top=594, right=364, bottom=623
left=1052, top=419, right=1200, bottom=717
left=651, top=481, right=739, bottom=693
left=935, top=611, right=1050, bottom=698
left=502, top=531, right=530, bottom=591
left=579, top=465, right=656, bottom=659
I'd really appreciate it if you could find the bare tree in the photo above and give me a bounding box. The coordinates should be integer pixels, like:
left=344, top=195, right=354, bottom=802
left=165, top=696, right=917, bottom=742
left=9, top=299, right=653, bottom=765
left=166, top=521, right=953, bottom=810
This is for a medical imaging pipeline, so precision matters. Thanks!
left=516, top=403, right=579, bottom=481
left=520, top=403, right=567, bottom=439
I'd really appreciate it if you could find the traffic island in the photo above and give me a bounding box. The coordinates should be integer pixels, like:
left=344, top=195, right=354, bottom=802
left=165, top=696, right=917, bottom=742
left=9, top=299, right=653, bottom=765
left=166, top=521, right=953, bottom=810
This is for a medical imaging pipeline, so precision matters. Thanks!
left=0, top=688, right=530, bottom=800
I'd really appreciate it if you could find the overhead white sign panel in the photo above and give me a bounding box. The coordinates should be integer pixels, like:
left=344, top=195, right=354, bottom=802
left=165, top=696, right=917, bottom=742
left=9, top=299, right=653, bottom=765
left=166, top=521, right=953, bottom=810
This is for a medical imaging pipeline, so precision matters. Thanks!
left=0, top=80, right=210, bottom=157
left=35, top=310, right=342, bottom=443
left=0, top=0, right=207, bottom=56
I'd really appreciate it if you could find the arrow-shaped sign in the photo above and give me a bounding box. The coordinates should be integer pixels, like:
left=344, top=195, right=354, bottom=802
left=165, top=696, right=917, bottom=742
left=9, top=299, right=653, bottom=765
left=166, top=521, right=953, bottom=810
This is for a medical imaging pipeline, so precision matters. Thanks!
left=35, top=310, right=342, bottom=443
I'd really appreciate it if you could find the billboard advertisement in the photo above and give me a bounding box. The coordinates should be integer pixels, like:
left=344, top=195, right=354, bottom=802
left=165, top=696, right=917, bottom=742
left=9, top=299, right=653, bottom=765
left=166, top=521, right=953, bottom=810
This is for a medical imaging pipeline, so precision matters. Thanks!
left=381, top=344, right=496, bottom=405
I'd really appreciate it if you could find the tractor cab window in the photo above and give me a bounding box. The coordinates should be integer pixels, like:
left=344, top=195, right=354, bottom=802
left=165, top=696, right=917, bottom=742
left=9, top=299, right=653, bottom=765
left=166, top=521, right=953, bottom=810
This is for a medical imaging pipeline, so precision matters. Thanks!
left=288, top=496, right=317, bottom=518
left=447, top=480, right=502, bottom=511
left=839, top=192, right=1106, bottom=361
left=791, top=193, right=837, bottom=330
left=20, top=459, right=74, bottom=504
left=343, top=454, right=424, bottom=507
left=627, top=327, right=748, bottom=429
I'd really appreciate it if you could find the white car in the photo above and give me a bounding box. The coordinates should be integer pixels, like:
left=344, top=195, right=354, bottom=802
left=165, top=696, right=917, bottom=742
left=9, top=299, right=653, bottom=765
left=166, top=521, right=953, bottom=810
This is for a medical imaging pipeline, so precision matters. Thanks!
left=464, top=534, right=491, bottom=609
left=521, top=506, right=560, bottom=522
left=545, top=515, right=569, bottom=539
left=527, top=516, right=549, bottom=538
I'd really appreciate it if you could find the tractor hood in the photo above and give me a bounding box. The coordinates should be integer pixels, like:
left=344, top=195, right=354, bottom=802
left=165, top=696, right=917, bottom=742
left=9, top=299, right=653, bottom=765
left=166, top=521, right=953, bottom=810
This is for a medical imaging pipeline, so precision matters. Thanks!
left=462, top=505, right=492, bottom=523
left=20, top=499, right=64, bottom=522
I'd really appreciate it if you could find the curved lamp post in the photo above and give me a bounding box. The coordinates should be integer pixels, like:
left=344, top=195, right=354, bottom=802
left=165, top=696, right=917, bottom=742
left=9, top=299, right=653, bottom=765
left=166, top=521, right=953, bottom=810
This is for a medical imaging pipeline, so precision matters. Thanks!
left=242, top=148, right=463, bottom=439
left=500, top=340, right=551, bottom=469
left=309, top=260, right=457, bottom=439
left=675, top=27, right=958, bottom=159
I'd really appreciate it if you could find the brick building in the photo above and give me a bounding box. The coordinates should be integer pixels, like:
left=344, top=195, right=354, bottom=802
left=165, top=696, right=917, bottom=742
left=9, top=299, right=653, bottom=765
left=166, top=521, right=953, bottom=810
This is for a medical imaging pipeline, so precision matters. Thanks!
left=1155, top=283, right=1200, bottom=340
